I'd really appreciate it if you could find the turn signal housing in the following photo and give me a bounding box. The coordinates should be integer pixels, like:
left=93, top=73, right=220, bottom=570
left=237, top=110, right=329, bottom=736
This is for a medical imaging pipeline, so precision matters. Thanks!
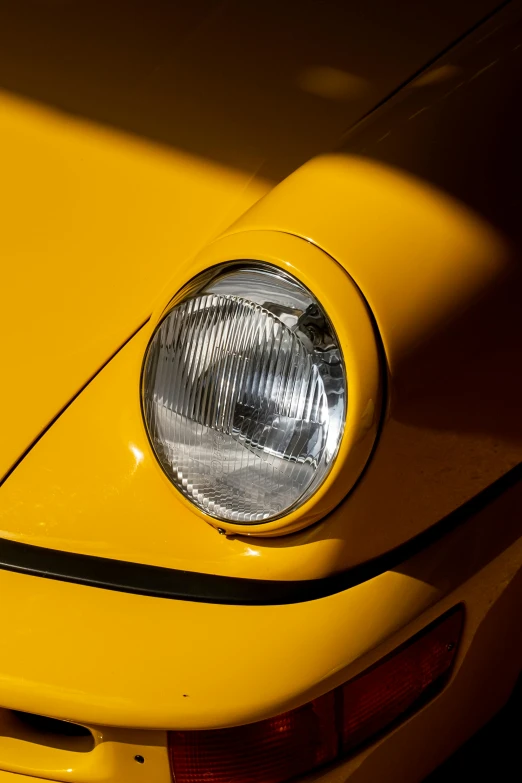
left=169, top=607, right=464, bottom=783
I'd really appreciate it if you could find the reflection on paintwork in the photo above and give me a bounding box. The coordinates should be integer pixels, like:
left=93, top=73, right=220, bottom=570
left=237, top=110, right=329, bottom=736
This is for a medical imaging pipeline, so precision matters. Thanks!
left=298, top=67, right=369, bottom=101
left=129, top=444, right=145, bottom=473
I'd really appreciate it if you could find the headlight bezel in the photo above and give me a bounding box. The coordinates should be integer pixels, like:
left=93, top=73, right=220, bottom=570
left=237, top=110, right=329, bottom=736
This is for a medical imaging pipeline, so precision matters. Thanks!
left=141, top=230, right=382, bottom=537
left=143, top=260, right=346, bottom=525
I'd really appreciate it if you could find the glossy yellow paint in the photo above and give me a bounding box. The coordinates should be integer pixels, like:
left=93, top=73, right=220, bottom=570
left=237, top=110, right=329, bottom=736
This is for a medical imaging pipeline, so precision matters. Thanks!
left=0, top=564, right=438, bottom=730
left=0, top=316, right=323, bottom=579
left=0, top=89, right=271, bottom=483
left=309, top=562, right=522, bottom=783
left=1, top=2, right=520, bottom=572
left=0, top=773, right=54, bottom=783
left=0, top=0, right=506, bottom=489
left=1, top=6, right=521, bottom=577
left=0, top=231, right=382, bottom=570
left=2, top=141, right=517, bottom=577
left=146, top=232, right=382, bottom=536
left=0, top=232, right=381, bottom=568
left=0, top=721, right=170, bottom=783
left=0, top=2, right=520, bottom=782
left=229, top=154, right=507, bottom=368
left=0, top=476, right=518, bottom=766
left=223, top=6, right=522, bottom=564
left=222, top=153, right=520, bottom=558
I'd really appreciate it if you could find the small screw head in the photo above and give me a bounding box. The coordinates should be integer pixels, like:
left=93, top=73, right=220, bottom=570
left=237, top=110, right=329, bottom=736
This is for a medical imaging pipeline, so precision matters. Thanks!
left=217, top=527, right=226, bottom=535
left=134, top=754, right=145, bottom=764
left=447, top=642, right=455, bottom=652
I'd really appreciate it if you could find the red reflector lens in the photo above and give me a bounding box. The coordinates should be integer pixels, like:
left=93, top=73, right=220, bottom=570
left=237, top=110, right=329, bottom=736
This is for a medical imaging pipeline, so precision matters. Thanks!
left=170, top=692, right=337, bottom=783
left=169, top=607, right=463, bottom=783
left=341, top=606, right=463, bottom=752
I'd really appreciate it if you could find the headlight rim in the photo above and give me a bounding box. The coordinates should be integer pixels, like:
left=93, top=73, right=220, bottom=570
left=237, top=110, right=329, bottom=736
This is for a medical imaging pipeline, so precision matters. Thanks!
left=141, top=230, right=382, bottom=537
left=143, top=259, right=346, bottom=525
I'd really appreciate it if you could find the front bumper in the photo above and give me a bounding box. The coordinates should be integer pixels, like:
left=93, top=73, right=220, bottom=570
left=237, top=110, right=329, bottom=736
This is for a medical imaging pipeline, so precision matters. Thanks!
left=0, top=473, right=520, bottom=782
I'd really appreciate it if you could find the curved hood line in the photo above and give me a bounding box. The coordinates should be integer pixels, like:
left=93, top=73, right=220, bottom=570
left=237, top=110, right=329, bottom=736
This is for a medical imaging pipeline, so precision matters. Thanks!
left=0, top=320, right=149, bottom=489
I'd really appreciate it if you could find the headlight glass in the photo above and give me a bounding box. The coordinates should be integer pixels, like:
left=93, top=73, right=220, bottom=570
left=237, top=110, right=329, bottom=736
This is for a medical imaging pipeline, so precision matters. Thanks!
left=142, top=264, right=346, bottom=524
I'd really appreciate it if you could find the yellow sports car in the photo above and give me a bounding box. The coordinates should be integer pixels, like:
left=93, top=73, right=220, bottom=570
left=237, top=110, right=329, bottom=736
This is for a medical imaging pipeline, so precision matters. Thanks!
left=0, top=1, right=521, bottom=781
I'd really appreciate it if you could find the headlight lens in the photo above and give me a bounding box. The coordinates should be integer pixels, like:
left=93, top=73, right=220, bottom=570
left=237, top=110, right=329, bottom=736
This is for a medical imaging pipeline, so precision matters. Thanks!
left=142, top=264, right=346, bottom=524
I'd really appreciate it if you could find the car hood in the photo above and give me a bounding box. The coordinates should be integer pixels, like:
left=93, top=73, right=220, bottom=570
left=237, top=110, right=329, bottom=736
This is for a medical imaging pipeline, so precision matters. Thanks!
left=0, top=90, right=272, bottom=481
left=0, top=0, right=501, bottom=480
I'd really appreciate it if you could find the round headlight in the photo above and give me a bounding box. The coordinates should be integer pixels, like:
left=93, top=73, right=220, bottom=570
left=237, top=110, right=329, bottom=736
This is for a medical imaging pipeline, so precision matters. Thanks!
left=142, top=264, right=346, bottom=524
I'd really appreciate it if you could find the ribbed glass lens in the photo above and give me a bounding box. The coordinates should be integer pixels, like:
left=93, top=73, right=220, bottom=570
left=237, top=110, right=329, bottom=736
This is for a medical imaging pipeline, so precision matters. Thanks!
left=142, top=265, right=345, bottom=523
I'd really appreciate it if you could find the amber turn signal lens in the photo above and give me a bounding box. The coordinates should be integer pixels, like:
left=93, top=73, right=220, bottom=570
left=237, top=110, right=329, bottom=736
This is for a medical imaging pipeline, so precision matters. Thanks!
left=169, top=607, right=463, bottom=783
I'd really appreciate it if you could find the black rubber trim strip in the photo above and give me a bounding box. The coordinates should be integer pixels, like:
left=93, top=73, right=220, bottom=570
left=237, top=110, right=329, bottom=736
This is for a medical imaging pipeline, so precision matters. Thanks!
left=0, top=463, right=520, bottom=605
